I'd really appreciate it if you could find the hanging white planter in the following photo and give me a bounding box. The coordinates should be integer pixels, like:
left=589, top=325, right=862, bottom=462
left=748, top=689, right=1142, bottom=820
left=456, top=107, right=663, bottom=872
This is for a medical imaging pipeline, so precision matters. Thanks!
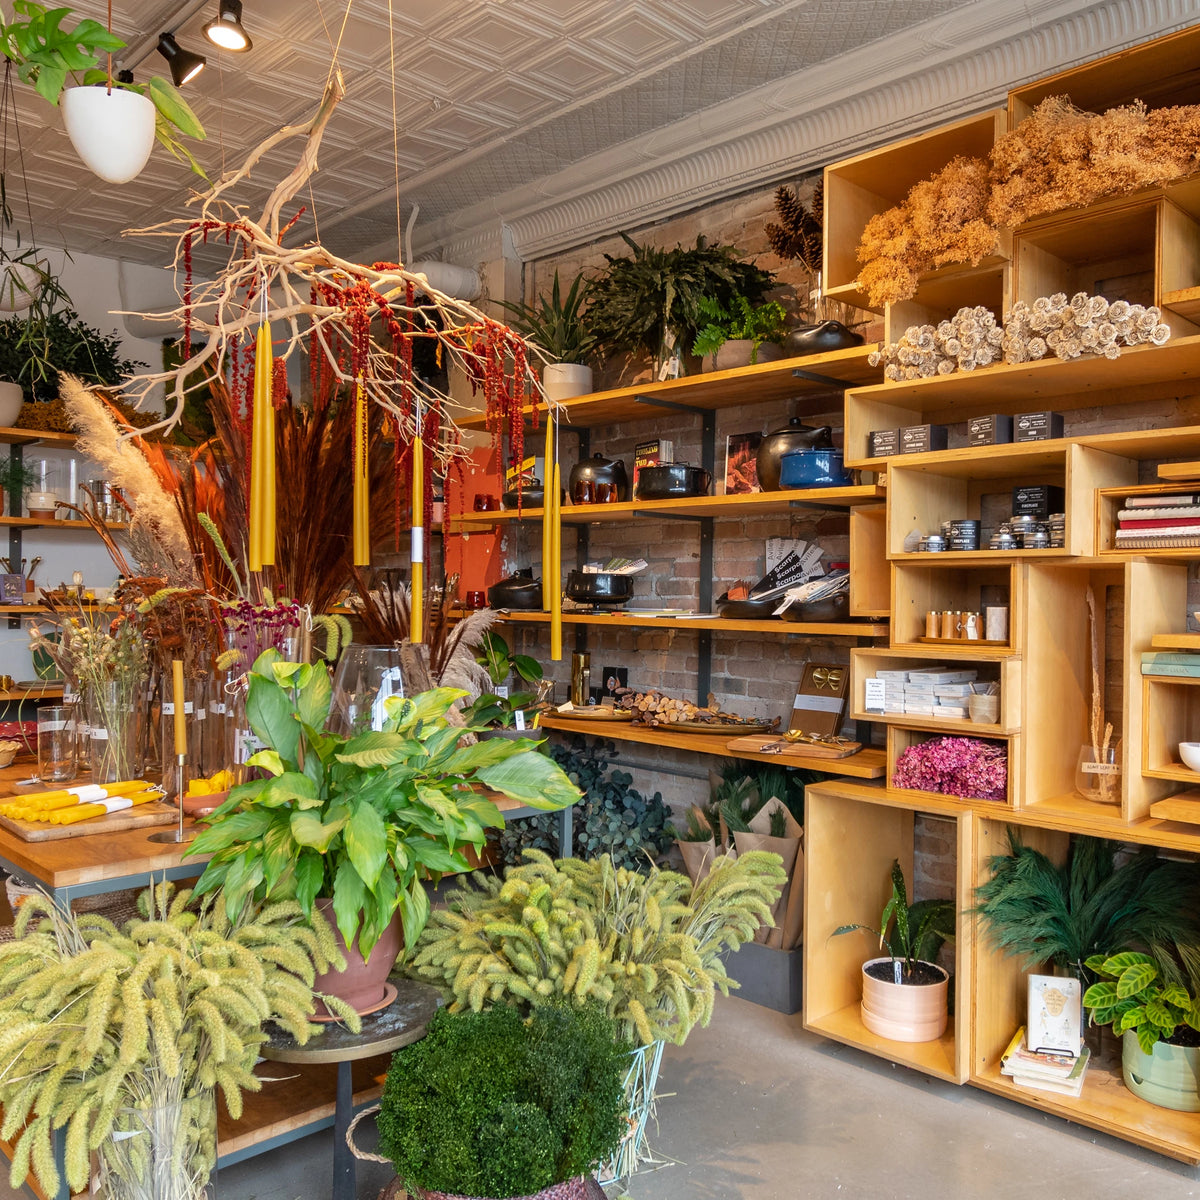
left=0, top=262, right=44, bottom=313
left=542, top=363, right=593, bottom=402
left=61, top=86, right=156, bottom=185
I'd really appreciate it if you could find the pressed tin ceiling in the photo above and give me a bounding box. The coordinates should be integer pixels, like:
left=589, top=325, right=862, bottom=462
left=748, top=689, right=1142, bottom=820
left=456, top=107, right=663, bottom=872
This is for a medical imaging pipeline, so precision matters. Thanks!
left=5, top=0, right=1194, bottom=272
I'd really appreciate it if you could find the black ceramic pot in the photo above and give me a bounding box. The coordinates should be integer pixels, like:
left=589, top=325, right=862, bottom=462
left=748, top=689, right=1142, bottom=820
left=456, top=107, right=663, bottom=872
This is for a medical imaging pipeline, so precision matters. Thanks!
left=501, top=486, right=564, bottom=510
left=634, top=464, right=711, bottom=500
left=565, top=570, right=634, bottom=606
left=784, top=320, right=864, bottom=357
left=488, top=571, right=543, bottom=610
left=715, top=592, right=779, bottom=620
left=755, top=418, right=835, bottom=492
left=568, top=453, right=629, bottom=504
left=780, top=592, right=851, bottom=623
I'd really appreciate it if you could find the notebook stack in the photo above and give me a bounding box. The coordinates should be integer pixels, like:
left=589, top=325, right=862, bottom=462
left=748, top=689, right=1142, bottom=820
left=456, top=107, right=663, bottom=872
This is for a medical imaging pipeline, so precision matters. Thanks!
left=863, top=668, right=977, bottom=717
left=1114, top=491, right=1200, bottom=550
left=1000, top=1026, right=1091, bottom=1097
left=1141, top=651, right=1200, bottom=677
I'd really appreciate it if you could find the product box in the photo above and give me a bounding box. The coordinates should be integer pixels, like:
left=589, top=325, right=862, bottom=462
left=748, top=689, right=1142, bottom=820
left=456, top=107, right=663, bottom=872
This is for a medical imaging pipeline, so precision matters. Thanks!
left=0, top=575, right=24, bottom=604
left=788, top=662, right=848, bottom=736
left=1014, top=410, right=1065, bottom=442
left=724, top=431, right=762, bottom=493
left=868, top=428, right=900, bottom=458
left=966, top=414, right=1014, bottom=446
left=900, top=423, right=948, bottom=454
left=1012, top=484, right=1065, bottom=518
left=633, top=439, right=673, bottom=490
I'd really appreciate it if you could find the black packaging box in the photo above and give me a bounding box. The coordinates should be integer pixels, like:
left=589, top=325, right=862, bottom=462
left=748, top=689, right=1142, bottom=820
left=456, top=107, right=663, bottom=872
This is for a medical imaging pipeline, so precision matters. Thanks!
left=1012, top=484, right=1065, bottom=518
left=1014, top=410, right=1065, bottom=442
left=868, top=428, right=900, bottom=458
left=900, top=423, right=948, bottom=454
left=966, top=414, right=1014, bottom=445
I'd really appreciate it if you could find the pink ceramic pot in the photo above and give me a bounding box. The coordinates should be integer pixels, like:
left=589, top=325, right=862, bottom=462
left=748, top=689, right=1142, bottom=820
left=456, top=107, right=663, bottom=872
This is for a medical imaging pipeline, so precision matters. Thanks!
left=311, top=898, right=403, bottom=1014
left=859, top=957, right=949, bottom=1043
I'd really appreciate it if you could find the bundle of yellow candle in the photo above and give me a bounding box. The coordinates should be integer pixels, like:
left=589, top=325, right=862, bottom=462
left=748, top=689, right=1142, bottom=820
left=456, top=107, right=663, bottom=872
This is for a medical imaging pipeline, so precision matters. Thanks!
left=248, top=318, right=277, bottom=571
left=0, top=781, right=158, bottom=824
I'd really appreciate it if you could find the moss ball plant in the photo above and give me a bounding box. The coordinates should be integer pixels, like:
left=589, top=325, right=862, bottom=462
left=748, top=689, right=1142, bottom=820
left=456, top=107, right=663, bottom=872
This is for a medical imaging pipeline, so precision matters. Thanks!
left=377, top=1002, right=630, bottom=1199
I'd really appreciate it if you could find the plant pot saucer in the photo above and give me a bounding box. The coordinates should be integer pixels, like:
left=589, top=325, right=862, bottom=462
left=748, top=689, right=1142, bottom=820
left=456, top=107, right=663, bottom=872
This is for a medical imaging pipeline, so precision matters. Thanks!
left=311, top=980, right=398, bottom=1022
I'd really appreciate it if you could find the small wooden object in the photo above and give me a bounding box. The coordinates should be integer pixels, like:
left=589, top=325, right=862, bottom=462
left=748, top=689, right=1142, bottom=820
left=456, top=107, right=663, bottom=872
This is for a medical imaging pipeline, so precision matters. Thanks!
left=726, top=734, right=861, bottom=759
left=789, top=663, right=850, bottom=736
left=1150, top=790, right=1200, bottom=825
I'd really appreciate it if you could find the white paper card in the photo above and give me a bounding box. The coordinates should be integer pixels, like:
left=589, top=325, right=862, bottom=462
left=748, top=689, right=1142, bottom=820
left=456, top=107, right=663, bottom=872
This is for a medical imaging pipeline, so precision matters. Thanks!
left=863, top=678, right=887, bottom=713
left=1027, top=974, right=1082, bottom=1055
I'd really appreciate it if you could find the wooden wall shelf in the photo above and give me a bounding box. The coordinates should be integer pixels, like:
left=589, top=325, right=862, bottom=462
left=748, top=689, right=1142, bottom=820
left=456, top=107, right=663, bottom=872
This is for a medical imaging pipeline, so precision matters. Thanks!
left=494, top=610, right=888, bottom=638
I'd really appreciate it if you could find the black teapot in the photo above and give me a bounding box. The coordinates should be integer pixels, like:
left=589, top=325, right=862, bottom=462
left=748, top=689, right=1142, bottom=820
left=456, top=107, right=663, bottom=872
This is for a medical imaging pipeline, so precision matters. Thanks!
left=784, top=320, right=864, bottom=358
left=568, top=452, right=628, bottom=504
left=756, top=418, right=835, bottom=491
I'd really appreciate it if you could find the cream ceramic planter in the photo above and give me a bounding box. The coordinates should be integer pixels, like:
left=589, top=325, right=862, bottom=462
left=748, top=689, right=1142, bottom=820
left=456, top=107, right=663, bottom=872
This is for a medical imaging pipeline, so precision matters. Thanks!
left=0, top=382, right=23, bottom=427
left=1122, top=1031, right=1200, bottom=1111
left=542, top=363, right=593, bottom=402
left=0, top=262, right=44, bottom=314
left=711, top=339, right=783, bottom=372
left=859, top=957, right=949, bottom=1043
left=62, top=86, right=156, bottom=184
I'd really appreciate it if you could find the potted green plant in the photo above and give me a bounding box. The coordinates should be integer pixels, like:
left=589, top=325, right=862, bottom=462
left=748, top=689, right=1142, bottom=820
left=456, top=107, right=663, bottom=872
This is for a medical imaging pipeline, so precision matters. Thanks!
left=584, top=232, right=774, bottom=377
left=1083, top=951, right=1200, bottom=1111
left=832, top=859, right=956, bottom=1043
left=466, top=629, right=545, bottom=736
left=0, top=881, right=346, bottom=1200
left=0, top=454, right=40, bottom=514
left=501, top=269, right=598, bottom=401
left=191, top=649, right=581, bottom=1013
left=691, top=295, right=788, bottom=371
left=0, top=1, right=206, bottom=183
left=375, top=1001, right=630, bottom=1200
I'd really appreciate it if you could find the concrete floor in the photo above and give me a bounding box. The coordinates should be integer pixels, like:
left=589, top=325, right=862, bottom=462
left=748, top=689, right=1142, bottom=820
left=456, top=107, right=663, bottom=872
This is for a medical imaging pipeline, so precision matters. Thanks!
left=191, top=997, right=1200, bottom=1199
left=5, top=994, right=1200, bottom=1199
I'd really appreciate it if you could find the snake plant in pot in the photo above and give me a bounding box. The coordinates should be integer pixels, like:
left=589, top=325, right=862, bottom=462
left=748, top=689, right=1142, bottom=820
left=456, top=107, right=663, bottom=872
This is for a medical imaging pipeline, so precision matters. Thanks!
left=191, top=650, right=581, bottom=1014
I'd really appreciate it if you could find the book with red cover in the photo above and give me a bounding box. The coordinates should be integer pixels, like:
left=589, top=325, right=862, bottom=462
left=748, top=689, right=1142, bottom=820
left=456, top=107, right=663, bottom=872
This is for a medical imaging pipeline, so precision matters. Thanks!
left=1118, top=516, right=1200, bottom=529
left=633, top=439, right=673, bottom=490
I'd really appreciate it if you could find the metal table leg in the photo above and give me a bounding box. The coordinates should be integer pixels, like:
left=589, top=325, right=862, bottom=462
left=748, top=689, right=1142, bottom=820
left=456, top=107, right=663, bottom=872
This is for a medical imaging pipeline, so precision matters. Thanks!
left=333, top=1060, right=355, bottom=1200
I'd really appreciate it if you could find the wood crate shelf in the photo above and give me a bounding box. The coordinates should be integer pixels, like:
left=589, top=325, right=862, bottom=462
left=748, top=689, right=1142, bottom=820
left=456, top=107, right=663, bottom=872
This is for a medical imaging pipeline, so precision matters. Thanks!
left=805, top=1001, right=960, bottom=1082
left=494, top=610, right=888, bottom=637
left=0, top=427, right=77, bottom=447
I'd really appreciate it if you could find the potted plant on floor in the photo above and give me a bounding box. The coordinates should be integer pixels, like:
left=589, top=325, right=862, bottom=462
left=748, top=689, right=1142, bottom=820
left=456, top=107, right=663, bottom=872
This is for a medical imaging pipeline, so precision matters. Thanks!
left=501, top=269, right=598, bottom=401
left=375, top=1001, right=630, bottom=1200
left=0, top=881, right=346, bottom=1200
left=1083, top=951, right=1200, bottom=1111
left=691, top=294, right=788, bottom=371
left=832, top=859, right=956, bottom=1043
left=191, top=649, right=581, bottom=1014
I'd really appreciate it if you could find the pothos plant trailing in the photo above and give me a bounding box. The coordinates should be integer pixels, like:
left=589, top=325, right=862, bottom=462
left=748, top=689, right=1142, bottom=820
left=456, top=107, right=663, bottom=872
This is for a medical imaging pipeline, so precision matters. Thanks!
left=191, top=650, right=582, bottom=961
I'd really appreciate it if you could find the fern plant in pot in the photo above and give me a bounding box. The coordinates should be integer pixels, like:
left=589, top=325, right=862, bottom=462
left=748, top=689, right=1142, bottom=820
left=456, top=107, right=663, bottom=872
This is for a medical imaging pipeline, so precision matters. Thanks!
left=832, top=859, right=956, bottom=1043
left=191, top=650, right=581, bottom=1014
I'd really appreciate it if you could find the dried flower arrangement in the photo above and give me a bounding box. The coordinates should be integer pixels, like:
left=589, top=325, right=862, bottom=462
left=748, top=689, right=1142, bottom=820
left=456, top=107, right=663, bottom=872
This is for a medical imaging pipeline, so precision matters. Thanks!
left=892, top=735, right=1008, bottom=802
left=869, top=305, right=1003, bottom=380
left=856, top=97, right=1200, bottom=307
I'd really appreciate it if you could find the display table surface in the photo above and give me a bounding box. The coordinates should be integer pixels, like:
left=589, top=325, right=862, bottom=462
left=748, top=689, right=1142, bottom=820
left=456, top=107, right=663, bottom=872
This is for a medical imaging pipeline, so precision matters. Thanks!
left=261, top=979, right=441, bottom=1200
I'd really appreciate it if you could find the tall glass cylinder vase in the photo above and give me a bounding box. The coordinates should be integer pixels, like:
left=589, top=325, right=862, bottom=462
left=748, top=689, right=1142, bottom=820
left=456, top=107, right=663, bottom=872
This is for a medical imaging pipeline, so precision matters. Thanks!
left=97, top=1088, right=216, bottom=1200
left=86, top=680, right=145, bottom=783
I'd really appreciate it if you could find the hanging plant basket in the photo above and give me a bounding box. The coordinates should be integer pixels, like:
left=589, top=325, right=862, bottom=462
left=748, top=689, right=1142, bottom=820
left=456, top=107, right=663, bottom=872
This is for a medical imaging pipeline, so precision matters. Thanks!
left=0, top=261, right=44, bottom=313
left=61, top=86, right=156, bottom=184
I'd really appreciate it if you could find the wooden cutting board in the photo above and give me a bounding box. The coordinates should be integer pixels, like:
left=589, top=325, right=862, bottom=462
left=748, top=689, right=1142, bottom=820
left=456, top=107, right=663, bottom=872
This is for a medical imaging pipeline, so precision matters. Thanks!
left=1149, top=791, right=1200, bottom=825
left=0, top=800, right=179, bottom=842
left=725, top=734, right=861, bottom=759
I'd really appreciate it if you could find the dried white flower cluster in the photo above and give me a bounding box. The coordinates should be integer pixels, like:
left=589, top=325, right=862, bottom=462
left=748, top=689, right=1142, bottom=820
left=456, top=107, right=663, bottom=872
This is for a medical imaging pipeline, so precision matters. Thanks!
left=869, top=306, right=1004, bottom=381
left=1003, top=292, right=1171, bottom=363
left=869, top=293, right=1172, bottom=380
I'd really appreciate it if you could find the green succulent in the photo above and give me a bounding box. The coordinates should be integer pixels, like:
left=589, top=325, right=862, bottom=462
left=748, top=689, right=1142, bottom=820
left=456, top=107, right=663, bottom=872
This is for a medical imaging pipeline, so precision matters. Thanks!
left=1083, top=951, right=1200, bottom=1055
left=500, top=269, right=597, bottom=364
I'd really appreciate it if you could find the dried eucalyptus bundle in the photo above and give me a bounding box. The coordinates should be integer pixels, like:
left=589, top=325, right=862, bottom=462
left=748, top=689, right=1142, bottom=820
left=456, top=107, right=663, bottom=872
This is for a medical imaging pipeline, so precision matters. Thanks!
left=410, top=849, right=787, bottom=1046
left=0, top=883, right=350, bottom=1197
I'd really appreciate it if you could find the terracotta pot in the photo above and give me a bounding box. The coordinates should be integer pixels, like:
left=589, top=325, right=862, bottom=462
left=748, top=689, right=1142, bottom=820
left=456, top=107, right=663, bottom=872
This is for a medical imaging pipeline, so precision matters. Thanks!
left=711, top=339, right=783, bottom=372
left=311, top=898, right=403, bottom=1014
left=859, top=957, right=948, bottom=1043
left=1122, top=1031, right=1200, bottom=1111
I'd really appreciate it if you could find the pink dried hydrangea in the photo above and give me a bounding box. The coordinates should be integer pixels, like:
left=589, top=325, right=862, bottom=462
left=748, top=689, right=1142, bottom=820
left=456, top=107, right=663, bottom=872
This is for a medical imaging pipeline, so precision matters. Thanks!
left=892, top=736, right=1008, bottom=801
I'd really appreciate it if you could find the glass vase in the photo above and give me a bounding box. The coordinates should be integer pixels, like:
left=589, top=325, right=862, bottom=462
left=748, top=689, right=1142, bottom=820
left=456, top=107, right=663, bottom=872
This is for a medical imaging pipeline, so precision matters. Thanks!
left=330, top=644, right=406, bottom=735
left=97, top=1089, right=216, bottom=1200
left=1075, top=743, right=1121, bottom=805
left=86, top=680, right=145, bottom=783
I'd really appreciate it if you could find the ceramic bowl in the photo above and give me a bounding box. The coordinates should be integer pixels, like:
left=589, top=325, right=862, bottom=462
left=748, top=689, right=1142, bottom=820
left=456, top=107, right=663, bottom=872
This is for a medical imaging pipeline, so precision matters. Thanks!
left=1180, top=743, right=1200, bottom=772
left=181, top=788, right=229, bottom=818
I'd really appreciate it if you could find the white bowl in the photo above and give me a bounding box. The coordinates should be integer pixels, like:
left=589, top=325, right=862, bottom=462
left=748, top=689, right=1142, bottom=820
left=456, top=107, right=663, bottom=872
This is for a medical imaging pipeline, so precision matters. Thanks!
left=1180, top=742, right=1200, bottom=772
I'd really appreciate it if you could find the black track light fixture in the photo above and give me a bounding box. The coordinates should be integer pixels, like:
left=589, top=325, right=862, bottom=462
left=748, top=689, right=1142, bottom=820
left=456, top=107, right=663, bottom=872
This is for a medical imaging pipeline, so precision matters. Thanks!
left=157, top=32, right=206, bottom=87
left=204, top=0, right=253, bottom=52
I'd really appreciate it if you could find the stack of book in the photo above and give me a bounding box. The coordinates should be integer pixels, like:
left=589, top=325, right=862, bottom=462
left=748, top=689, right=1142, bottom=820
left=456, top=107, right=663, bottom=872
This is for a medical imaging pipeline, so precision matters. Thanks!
left=1114, top=492, right=1200, bottom=550
left=1141, top=652, right=1200, bottom=677
left=863, top=668, right=977, bottom=717
left=1000, top=1027, right=1091, bottom=1097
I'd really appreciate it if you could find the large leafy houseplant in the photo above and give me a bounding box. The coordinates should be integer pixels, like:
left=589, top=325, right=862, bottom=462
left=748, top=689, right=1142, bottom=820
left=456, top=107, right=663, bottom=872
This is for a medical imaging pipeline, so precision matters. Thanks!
left=192, top=650, right=581, bottom=957
left=584, top=232, right=773, bottom=371
left=377, top=1001, right=629, bottom=1200
left=500, top=269, right=597, bottom=365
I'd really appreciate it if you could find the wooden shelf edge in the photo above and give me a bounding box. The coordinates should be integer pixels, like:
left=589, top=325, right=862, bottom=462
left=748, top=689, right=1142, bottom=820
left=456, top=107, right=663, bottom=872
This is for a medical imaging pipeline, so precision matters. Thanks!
left=849, top=710, right=1016, bottom=736
left=804, top=1003, right=960, bottom=1083
left=493, top=611, right=889, bottom=637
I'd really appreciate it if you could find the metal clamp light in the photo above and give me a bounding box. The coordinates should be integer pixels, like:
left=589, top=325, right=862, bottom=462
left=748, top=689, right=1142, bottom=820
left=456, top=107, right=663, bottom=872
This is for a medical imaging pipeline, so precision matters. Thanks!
left=203, top=0, right=253, bottom=52
left=157, top=32, right=206, bottom=86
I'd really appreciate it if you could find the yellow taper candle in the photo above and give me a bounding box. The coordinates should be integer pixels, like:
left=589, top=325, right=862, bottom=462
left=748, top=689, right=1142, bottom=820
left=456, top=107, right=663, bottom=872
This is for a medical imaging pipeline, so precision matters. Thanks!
left=172, top=659, right=186, bottom=756
left=411, top=422, right=425, bottom=644
left=352, top=379, right=370, bottom=566
left=550, top=459, right=562, bottom=661
left=542, top=409, right=553, bottom=610
left=249, top=319, right=276, bottom=570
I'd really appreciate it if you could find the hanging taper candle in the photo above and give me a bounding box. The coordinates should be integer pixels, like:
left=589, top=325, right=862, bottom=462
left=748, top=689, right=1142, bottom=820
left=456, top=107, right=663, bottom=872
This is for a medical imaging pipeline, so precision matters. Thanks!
left=352, top=379, right=370, bottom=566
left=549, top=430, right=562, bottom=662
left=542, top=406, right=554, bottom=611
left=248, top=315, right=276, bottom=571
left=411, top=393, right=425, bottom=644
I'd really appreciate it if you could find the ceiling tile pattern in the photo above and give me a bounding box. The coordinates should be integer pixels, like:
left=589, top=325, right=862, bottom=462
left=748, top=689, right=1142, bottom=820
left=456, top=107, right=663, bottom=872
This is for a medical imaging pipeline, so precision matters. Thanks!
left=5, top=0, right=979, bottom=271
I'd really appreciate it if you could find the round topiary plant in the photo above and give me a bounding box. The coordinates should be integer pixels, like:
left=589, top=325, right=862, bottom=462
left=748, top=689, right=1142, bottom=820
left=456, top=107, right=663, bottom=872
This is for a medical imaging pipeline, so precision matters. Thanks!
left=377, top=1002, right=630, bottom=1200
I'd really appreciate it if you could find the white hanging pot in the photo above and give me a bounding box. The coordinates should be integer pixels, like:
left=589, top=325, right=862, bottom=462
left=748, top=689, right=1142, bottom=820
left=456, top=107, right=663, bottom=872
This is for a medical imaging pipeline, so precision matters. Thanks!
left=542, top=363, right=593, bottom=402
left=61, top=86, right=157, bottom=184
left=0, top=382, right=24, bottom=426
left=0, top=262, right=44, bottom=313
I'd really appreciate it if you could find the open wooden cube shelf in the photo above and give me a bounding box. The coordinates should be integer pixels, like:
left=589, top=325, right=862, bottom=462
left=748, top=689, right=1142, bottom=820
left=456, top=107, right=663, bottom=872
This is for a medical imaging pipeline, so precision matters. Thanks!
left=969, top=814, right=1200, bottom=1164
left=887, top=726, right=1016, bottom=809
left=1096, top=478, right=1200, bottom=558
left=1142, top=675, right=1200, bottom=782
left=850, top=646, right=1020, bottom=735
left=891, top=561, right=1022, bottom=651
left=803, top=784, right=971, bottom=1083
left=849, top=504, right=889, bottom=617
left=882, top=264, right=1008, bottom=348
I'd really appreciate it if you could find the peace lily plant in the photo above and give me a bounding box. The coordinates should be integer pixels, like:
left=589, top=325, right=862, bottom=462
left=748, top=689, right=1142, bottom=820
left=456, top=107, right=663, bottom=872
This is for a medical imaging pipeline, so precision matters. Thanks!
left=192, top=650, right=581, bottom=960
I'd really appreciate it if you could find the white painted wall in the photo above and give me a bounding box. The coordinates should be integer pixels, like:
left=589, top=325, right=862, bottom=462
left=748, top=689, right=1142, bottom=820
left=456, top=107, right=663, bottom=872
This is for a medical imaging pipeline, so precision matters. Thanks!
left=0, top=247, right=175, bottom=681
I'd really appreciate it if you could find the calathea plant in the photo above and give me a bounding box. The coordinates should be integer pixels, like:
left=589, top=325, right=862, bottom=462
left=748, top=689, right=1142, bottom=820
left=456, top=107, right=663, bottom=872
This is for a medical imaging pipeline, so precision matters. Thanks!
left=1083, top=951, right=1200, bottom=1055
left=191, top=649, right=581, bottom=956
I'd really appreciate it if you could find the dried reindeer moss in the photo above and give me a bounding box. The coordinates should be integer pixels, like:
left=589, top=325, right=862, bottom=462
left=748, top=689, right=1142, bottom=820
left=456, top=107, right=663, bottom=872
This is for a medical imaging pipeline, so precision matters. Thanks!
left=16, top=397, right=162, bottom=436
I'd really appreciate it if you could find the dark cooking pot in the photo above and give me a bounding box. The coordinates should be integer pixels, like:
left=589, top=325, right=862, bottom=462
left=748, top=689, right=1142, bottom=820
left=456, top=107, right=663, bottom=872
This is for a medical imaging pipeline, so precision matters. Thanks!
left=784, top=320, right=864, bottom=358
left=634, top=463, right=711, bottom=500
left=501, top=486, right=564, bottom=510
left=488, top=571, right=543, bottom=610
left=756, top=418, right=834, bottom=491
left=568, top=453, right=628, bottom=504
left=780, top=592, right=851, bottom=623
left=565, top=570, right=634, bottom=606
left=779, top=448, right=854, bottom=489
left=715, top=592, right=779, bottom=620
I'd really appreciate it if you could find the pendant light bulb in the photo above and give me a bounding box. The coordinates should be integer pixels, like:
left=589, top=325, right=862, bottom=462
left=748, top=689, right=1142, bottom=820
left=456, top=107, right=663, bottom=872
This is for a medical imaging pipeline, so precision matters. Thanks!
left=204, top=0, right=253, bottom=52
left=157, top=33, right=206, bottom=87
